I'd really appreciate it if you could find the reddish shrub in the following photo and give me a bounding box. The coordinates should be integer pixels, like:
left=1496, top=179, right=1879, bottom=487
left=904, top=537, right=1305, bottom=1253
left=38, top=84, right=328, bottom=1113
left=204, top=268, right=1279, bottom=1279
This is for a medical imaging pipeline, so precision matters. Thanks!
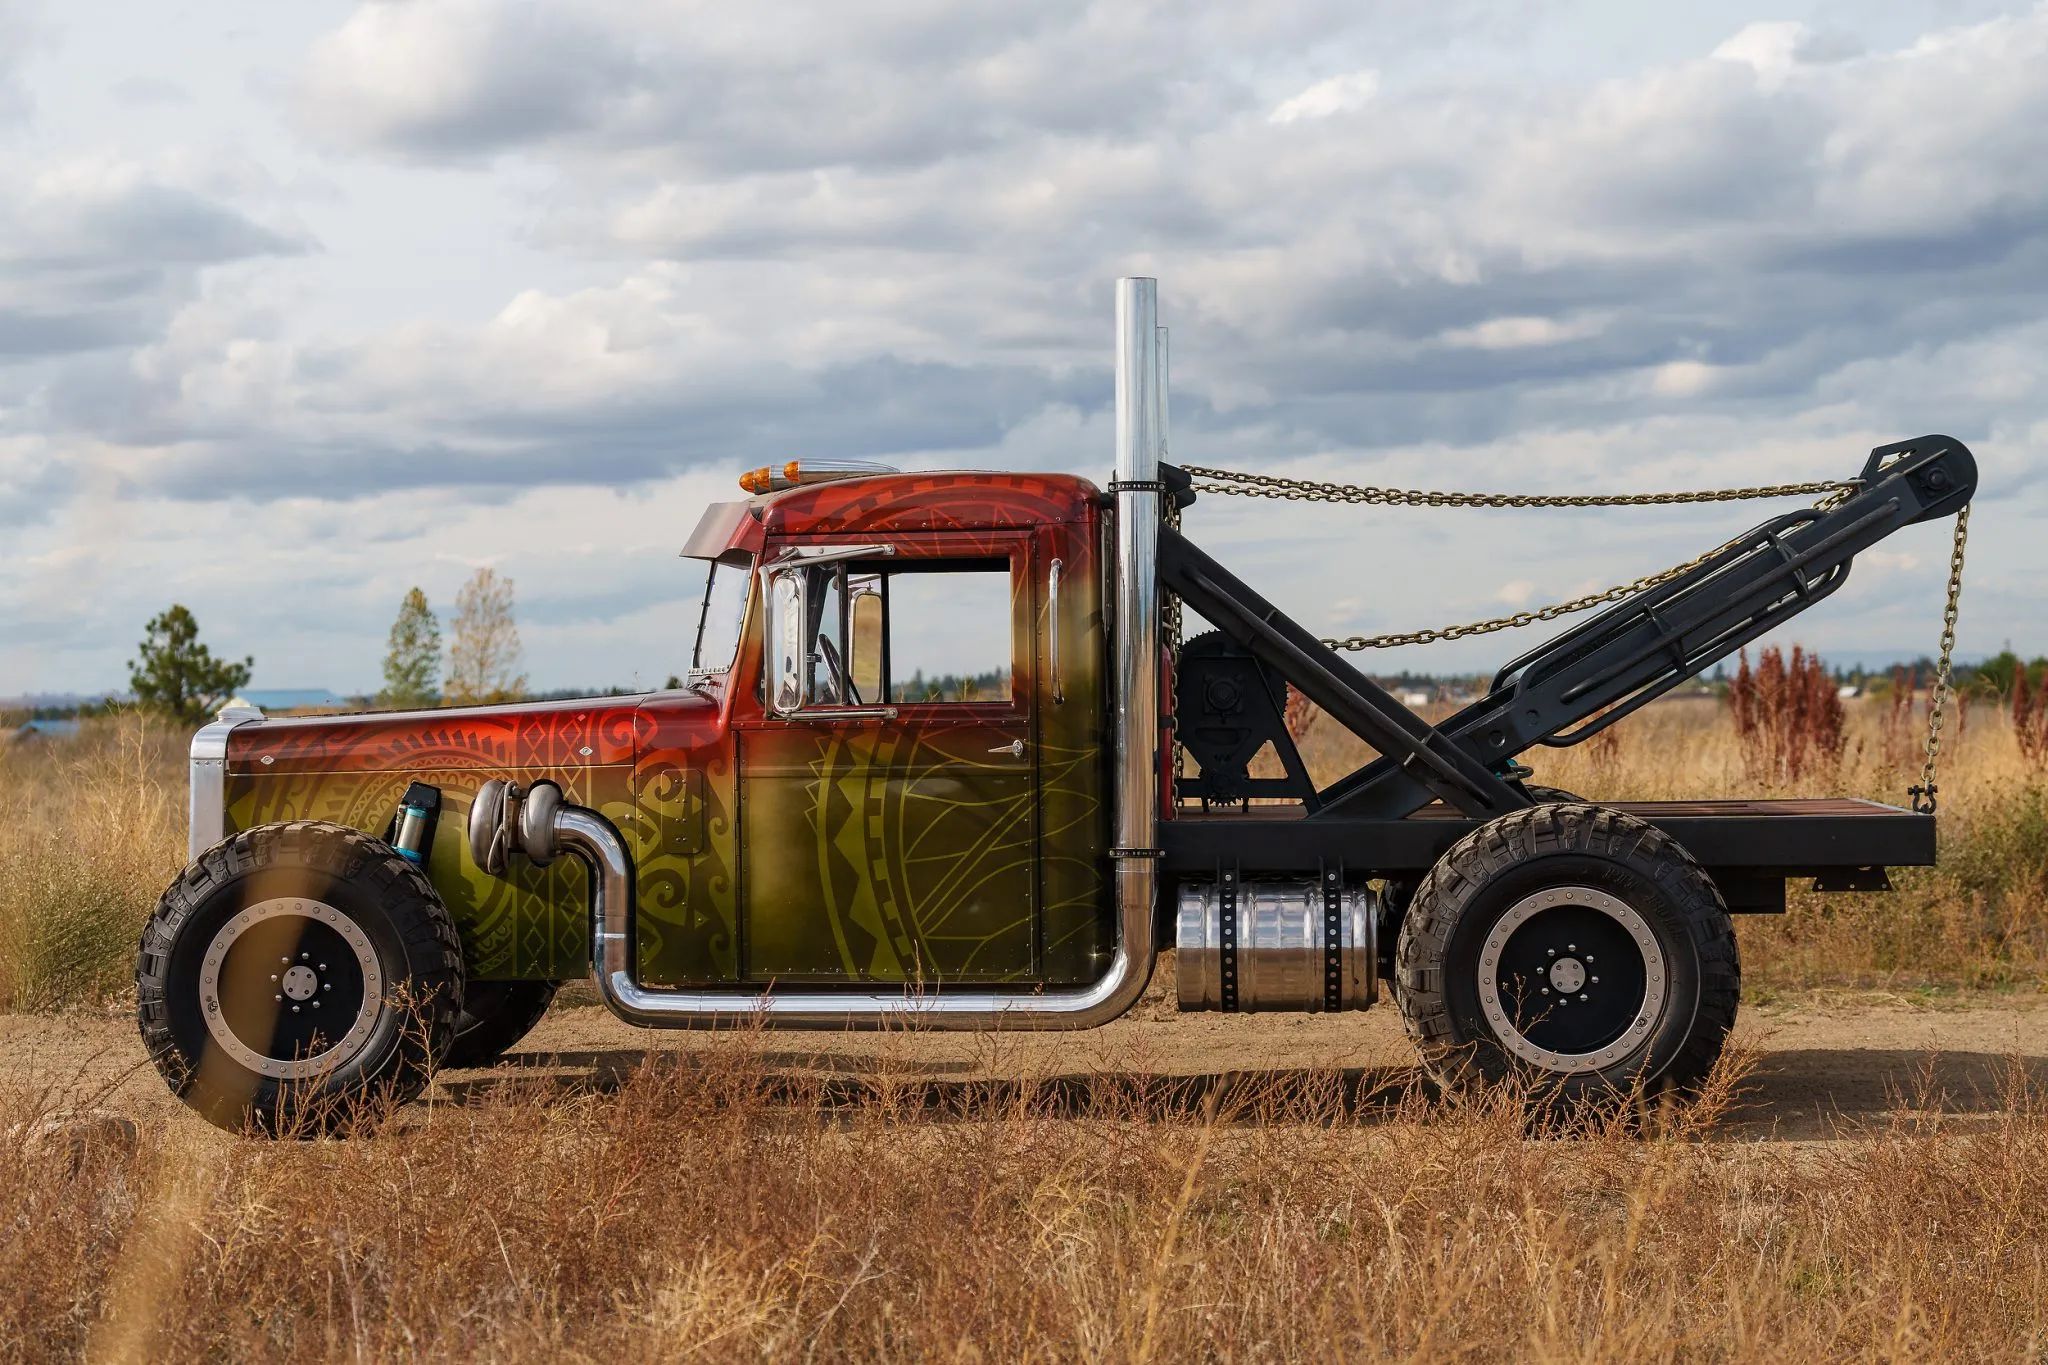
left=1727, top=645, right=1847, bottom=785
left=2016, top=666, right=2048, bottom=764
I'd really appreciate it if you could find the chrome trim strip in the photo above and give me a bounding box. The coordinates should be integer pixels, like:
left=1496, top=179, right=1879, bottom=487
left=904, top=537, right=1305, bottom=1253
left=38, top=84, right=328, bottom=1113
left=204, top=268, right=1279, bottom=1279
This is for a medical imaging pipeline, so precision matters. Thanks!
left=769, top=542, right=895, bottom=567
left=188, top=707, right=263, bottom=862
left=541, top=278, right=1168, bottom=1031
left=784, top=705, right=900, bottom=722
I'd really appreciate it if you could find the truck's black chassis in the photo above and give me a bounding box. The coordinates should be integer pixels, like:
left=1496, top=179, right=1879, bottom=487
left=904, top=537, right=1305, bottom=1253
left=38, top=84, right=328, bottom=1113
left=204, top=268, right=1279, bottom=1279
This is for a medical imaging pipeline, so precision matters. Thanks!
left=1156, top=435, right=1976, bottom=902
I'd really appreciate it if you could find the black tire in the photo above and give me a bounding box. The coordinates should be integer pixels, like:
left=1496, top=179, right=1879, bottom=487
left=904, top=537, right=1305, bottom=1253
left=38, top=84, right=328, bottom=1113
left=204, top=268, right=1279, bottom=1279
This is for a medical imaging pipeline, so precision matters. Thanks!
left=443, top=979, right=560, bottom=1068
left=1377, top=789, right=1582, bottom=979
left=136, top=821, right=463, bottom=1135
left=1395, top=803, right=1738, bottom=1102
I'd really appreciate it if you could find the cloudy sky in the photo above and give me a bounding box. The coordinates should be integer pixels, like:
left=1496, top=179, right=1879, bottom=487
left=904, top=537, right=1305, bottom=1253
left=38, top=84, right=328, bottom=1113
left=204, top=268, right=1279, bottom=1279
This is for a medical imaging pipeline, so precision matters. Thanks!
left=2, top=0, right=2042, bottom=698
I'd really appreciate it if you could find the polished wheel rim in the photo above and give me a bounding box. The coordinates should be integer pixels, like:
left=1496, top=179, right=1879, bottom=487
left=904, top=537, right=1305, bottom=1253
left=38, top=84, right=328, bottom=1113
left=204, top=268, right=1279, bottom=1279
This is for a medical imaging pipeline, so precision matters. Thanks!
left=1477, top=885, right=1667, bottom=1074
left=198, top=897, right=383, bottom=1080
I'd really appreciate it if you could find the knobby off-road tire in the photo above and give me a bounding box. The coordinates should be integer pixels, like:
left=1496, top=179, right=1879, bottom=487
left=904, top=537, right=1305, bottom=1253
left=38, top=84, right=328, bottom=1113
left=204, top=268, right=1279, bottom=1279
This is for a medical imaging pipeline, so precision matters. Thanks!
left=443, top=980, right=559, bottom=1068
left=1394, top=803, right=1738, bottom=1102
left=1517, top=784, right=1584, bottom=805
left=137, top=821, right=463, bottom=1135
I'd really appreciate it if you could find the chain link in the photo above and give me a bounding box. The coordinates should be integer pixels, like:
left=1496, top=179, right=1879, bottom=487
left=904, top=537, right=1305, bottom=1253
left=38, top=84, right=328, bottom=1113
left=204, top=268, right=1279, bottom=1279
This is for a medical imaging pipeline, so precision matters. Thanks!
left=1163, top=489, right=1185, bottom=807
left=1320, top=533, right=1751, bottom=652
left=1910, top=505, right=1971, bottom=814
left=1181, top=465, right=1857, bottom=510
left=1180, top=463, right=1857, bottom=653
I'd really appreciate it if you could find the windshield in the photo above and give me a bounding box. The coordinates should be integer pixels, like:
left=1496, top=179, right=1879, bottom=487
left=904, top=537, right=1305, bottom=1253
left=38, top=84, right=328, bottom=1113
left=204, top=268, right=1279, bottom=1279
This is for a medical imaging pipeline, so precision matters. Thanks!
left=689, top=554, right=753, bottom=674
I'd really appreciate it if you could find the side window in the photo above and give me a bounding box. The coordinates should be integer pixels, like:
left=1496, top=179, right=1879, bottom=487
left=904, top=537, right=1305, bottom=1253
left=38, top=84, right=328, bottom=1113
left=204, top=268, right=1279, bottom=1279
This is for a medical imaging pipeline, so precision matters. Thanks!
left=764, top=552, right=1017, bottom=714
left=883, top=565, right=1013, bottom=703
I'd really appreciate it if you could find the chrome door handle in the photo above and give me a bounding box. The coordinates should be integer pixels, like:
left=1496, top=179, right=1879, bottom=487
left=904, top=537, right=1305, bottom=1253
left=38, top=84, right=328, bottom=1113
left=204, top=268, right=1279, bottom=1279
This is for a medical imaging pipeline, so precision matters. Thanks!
left=987, top=738, right=1026, bottom=757
left=1048, top=557, right=1064, bottom=705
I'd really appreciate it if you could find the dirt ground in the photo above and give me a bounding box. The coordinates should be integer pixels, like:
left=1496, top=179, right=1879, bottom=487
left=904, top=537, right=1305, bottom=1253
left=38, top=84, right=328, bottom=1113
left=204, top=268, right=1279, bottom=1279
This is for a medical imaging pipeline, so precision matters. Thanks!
left=6, top=990, right=2046, bottom=1143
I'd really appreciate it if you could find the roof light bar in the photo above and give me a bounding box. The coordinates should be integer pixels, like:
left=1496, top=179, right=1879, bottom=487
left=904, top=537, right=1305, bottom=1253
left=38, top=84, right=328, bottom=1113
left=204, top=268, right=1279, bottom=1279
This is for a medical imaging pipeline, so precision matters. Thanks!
left=738, top=458, right=900, bottom=494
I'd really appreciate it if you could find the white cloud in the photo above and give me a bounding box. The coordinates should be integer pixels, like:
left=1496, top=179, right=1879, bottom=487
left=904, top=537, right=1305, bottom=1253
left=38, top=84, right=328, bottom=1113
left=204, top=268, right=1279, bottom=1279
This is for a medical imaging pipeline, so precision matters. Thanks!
left=1269, top=70, right=1379, bottom=124
left=1440, top=315, right=1607, bottom=350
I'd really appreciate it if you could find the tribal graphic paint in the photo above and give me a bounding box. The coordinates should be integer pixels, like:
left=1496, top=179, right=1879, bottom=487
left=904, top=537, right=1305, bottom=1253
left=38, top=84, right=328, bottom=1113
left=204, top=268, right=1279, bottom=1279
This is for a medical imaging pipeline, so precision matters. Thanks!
left=222, top=703, right=645, bottom=979
left=217, top=471, right=1114, bottom=991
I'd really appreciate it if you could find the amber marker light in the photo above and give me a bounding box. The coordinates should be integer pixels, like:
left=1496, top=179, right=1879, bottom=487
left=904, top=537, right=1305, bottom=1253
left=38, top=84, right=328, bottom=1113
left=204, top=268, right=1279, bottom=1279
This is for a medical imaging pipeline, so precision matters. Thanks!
left=739, top=459, right=901, bottom=493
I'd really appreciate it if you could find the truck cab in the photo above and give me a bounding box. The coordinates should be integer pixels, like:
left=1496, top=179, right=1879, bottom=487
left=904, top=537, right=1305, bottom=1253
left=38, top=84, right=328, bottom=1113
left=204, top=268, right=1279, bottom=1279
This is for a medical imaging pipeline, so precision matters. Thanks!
left=638, top=469, right=1113, bottom=992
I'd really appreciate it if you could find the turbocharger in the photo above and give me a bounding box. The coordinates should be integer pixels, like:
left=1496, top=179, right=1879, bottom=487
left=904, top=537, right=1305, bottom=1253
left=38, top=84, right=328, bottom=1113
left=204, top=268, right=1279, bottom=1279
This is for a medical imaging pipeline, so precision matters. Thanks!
left=467, top=778, right=566, bottom=873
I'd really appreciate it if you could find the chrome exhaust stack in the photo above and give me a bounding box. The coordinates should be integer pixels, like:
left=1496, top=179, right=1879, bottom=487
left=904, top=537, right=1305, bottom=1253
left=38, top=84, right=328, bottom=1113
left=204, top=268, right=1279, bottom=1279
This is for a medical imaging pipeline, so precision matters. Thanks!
left=463, top=278, right=1167, bottom=1029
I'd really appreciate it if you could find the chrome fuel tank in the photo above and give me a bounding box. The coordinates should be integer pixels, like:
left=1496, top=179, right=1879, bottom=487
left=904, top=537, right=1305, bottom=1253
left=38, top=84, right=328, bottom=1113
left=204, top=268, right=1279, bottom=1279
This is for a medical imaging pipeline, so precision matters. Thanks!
left=1175, top=875, right=1380, bottom=1012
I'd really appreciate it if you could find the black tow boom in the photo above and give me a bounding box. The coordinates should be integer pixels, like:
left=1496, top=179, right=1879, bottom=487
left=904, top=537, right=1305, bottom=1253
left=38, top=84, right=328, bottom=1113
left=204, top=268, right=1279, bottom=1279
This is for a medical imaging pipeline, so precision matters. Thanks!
left=1158, top=435, right=1977, bottom=884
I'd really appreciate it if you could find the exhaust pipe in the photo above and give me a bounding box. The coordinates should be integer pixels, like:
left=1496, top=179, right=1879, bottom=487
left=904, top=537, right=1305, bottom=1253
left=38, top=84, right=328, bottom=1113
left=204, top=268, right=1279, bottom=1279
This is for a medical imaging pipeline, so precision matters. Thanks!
left=468, top=278, right=1167, bottom=1029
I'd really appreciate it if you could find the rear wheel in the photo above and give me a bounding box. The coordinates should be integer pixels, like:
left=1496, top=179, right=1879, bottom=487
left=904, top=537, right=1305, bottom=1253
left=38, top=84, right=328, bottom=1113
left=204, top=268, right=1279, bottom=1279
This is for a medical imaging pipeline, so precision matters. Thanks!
left=444, top=980, right=560, bottom=1068
left=137, top=822, right=463, bottom=1134
left=1395, top=803, right=1737, bottom=1101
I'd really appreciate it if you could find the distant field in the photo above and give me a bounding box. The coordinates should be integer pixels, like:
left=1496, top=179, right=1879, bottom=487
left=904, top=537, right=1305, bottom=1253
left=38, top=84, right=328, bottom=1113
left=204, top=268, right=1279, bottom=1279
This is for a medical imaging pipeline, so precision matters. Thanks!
left=0, top=697, right=2044, bottom=1359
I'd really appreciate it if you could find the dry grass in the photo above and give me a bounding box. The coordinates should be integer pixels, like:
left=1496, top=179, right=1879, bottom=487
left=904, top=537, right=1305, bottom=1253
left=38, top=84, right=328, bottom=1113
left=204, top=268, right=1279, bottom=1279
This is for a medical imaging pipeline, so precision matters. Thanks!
left=0, top=702, right=2042, bottom=1358
left=0, top=719, right=184, bottom=1011
left=0, top=1041, right=2044, bottom=1360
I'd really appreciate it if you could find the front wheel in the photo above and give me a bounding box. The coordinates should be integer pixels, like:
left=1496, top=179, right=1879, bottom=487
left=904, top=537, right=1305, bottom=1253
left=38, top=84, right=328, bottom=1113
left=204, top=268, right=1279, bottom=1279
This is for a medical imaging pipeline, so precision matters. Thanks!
left=1394, top=803, right=1738, bottom=1101
left=137, top=822, right=463, bottom=1134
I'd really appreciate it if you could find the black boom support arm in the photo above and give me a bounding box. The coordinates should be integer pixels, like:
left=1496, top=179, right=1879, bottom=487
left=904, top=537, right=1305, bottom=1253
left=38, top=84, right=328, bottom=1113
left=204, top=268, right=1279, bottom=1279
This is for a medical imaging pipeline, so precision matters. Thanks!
left=1160, top=435, right=1978, bottom=821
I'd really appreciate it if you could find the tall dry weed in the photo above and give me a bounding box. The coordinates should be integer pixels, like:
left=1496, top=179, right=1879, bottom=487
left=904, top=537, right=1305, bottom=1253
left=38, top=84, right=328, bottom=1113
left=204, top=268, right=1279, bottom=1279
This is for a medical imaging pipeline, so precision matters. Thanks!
left=0, top=717, right=184, bottom=1010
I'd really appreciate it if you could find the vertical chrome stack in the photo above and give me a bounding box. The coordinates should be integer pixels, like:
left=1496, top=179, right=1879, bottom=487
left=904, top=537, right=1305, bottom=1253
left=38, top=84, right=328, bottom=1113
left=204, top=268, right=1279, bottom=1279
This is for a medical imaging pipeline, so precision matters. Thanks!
left=1111, top=278, right=1164, bottom=928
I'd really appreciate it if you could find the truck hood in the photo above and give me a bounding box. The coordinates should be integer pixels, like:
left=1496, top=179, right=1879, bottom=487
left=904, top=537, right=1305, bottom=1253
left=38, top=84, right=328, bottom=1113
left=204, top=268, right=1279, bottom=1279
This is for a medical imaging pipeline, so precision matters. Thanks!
left=224, top=695, right=657, bottom=776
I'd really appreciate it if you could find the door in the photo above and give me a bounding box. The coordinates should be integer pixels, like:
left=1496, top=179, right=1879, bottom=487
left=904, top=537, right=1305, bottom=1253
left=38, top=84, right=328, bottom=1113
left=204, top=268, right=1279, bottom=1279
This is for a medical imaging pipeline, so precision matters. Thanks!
left=739, top=537, right=1039, bottom=984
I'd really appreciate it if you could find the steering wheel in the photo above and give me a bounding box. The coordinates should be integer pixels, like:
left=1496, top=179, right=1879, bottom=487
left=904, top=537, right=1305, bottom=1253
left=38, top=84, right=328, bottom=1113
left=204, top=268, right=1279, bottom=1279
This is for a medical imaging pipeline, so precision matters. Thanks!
left=817, top=633, right=861, bottom=705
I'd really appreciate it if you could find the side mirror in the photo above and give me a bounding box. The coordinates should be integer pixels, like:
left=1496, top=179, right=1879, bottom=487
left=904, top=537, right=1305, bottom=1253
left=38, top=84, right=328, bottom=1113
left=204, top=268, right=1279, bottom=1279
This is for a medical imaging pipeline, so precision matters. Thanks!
left=764, top=567, right=807, bottom=716
left=760, top=543, right=894, bottom=718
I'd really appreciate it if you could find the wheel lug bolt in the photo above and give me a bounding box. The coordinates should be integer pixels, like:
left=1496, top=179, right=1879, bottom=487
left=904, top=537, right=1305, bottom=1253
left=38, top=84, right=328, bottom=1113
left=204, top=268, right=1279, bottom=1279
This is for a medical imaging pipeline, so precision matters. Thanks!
left=312, top=1001, right=321, bottom=1009
left=1567, top=943, right=1577, bottom=951
left=1591, top=976, right=1600, bottom=984
left=1586, top=955, right=1595, bottom=963
left=269, top=974, right=278, bottom=982
left=280, top=957, right=290, bottom=965
left=323, top=983, right=332, bottom=991
left=274, top=994, right=283, bottom=1002
left=1579, top=994, right=1588, bottom=1002
left=1547, top=948, right=1557, bottom=958
left=1541, top=987, right=1550, bottom=995
left=291, top=1005, right=300, bottom=1013
left=319, top=963, right=327, bottom=971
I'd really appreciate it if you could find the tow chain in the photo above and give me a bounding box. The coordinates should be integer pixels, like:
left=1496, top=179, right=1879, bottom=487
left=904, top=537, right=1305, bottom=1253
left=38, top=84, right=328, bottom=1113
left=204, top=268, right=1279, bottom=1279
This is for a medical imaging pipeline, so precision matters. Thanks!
left=1176, top=461, right=1969, bottom=812
left=1909, top=505, right=1971, bottom=814
left=1180, top=464, right=1859, bottom=652
left=1180, top=466, right=1857, bottom=511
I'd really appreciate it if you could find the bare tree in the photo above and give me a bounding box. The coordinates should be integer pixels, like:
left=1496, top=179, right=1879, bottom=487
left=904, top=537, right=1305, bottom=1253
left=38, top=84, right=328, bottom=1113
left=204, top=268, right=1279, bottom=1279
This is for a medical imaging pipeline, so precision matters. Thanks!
left=444, top=569, right=527, bottom=705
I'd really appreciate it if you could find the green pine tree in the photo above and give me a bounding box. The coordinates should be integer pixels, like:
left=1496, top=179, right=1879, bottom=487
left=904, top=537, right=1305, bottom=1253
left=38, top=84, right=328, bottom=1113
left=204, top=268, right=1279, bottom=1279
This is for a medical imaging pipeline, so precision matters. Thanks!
left=379, top=587, right=443, bottom=709
left=128, top=605, right=253, bottom=724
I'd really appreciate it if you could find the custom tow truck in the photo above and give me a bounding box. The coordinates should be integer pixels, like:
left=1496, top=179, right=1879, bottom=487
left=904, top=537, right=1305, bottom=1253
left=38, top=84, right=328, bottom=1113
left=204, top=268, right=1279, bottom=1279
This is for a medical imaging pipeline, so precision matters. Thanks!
left=139, top=279, right=1978, bottom=1132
